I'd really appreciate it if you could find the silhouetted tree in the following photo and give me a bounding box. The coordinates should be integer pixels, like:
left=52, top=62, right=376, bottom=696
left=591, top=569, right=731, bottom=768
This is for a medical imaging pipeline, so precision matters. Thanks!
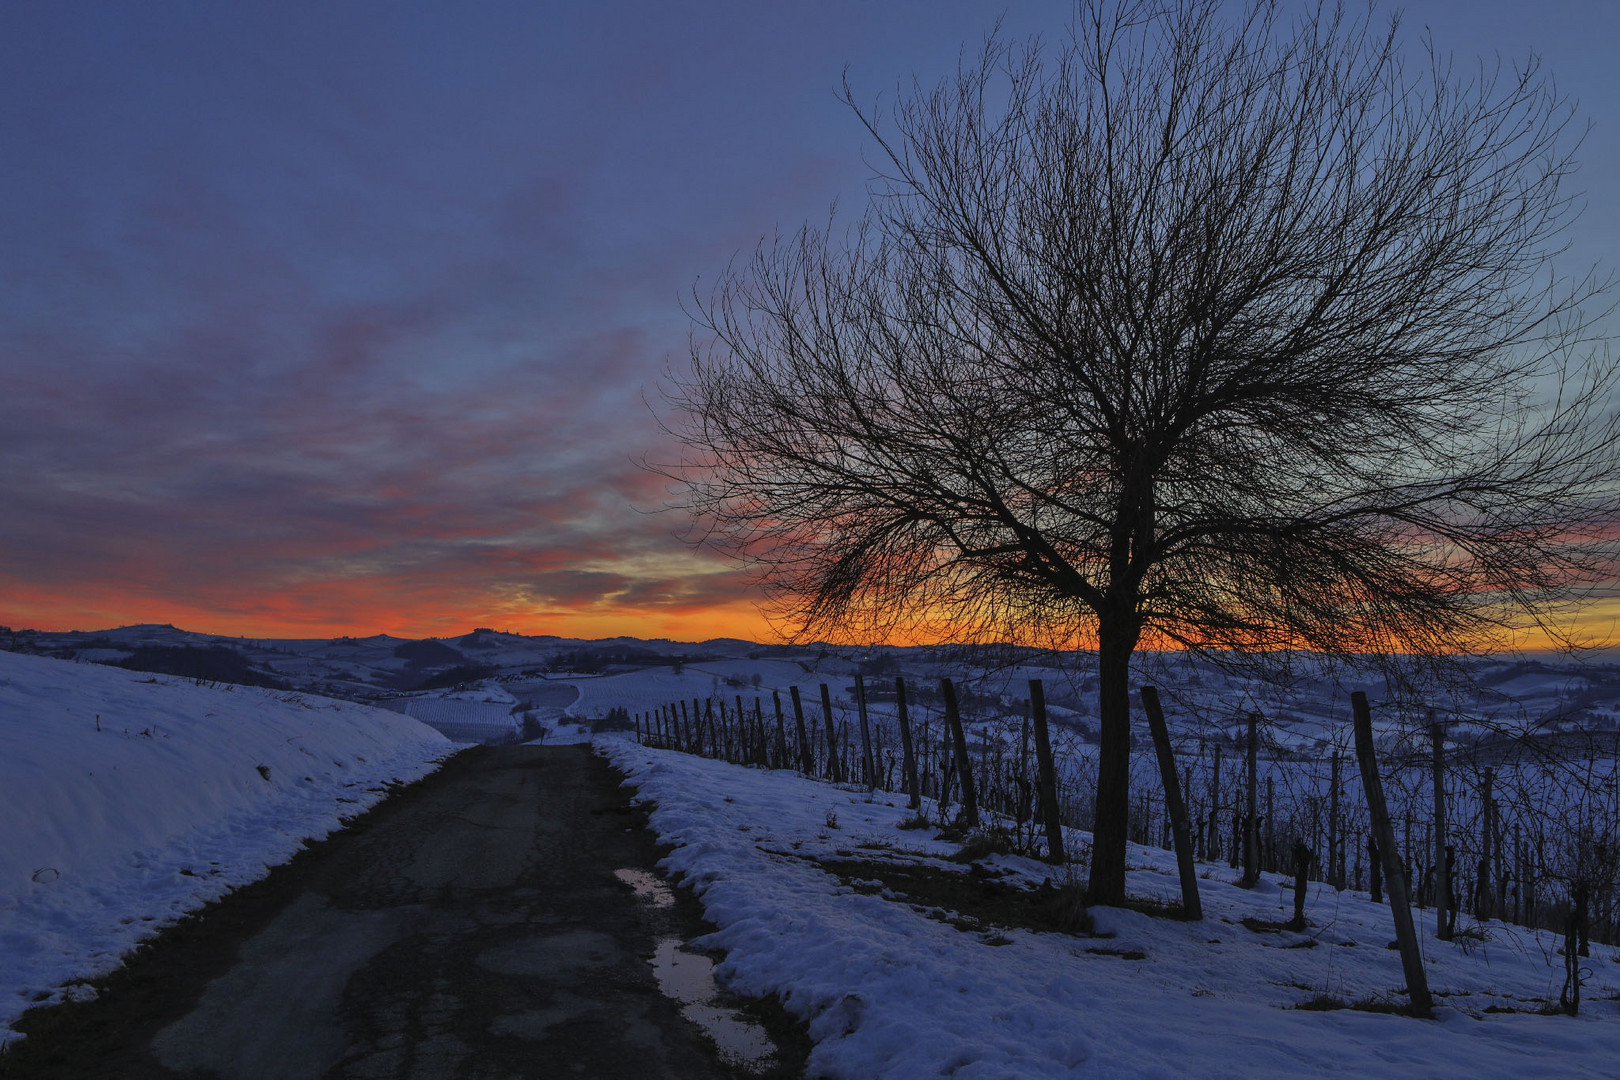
left=663, top=0, right=1617, bottom=904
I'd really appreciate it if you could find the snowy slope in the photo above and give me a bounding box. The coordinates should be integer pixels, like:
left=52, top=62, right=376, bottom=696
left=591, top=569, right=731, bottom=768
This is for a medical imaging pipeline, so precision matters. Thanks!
left=601, top=736, right=1620, bottom=1079
left=0, top=652, right=452, bottom=1039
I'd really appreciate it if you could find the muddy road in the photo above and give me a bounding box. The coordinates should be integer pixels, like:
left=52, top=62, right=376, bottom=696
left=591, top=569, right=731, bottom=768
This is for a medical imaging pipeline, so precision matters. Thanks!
left=4, top=744, right=807, bottom=1079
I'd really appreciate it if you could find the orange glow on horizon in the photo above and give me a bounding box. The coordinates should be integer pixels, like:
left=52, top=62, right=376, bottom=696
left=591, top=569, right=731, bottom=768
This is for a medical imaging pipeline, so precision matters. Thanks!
left=0, top=574, right=776, bottom=644
left=5, top=571, right=1616, bottom=652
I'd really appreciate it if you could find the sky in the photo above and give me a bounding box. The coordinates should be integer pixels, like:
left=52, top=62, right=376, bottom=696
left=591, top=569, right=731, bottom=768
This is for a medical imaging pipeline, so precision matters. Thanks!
left=1, top=1, right=1616, bottom=643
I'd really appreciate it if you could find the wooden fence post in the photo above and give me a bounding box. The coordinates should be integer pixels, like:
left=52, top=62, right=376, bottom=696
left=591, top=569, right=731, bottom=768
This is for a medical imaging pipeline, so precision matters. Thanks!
left=1140, top=686, right=1201, bottom=919
left=772, top=691, right=789, bottom=769
left=855, top=674, right=877, bottom=789
left=1431, top=718, right=1452, bottom=940
left=896, top=676, right=920, bottom=810
left=819, top=683, right=842, bottom=782
left=941, top=678, right=979, bottom=827
left=1242, top=714, right=1260, bottom=888
left=1351, top=690, right=1434, bottom=1018
left=790, top=686, right=814, bottom=774
left=1290, top=839, right=1312, bottom=931
left=1328, top=751, right=1342, bottom=888
left=1478, top=766, right=1495, bottom=920
left=1030, top=679, right=1066, bottom=864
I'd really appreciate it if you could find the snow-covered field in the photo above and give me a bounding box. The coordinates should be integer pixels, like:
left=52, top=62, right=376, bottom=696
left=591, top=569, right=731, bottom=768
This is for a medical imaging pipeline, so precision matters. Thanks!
left=601, top=735, right=1620, bottom=1079
left=399, top=687, right=521, bottom=742
left=0, top=651, right=452, bottom=1042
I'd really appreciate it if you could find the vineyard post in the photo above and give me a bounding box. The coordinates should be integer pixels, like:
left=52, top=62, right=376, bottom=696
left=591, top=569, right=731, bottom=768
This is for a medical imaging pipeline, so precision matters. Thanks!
left=1329, top=751, right=1342, bottom=888
left=1431, top=718, right=1452, bottom=940
left=896, top=676, right=920, bottom=810
left=1030, top=679, right=1065, bottom=864
left=941, top=678, right=979, bottom=826
left=855, top=674, right=877, bottom=789
left=1265, top=775, right=1275, bottom=873
left=1352, top=690, right=1434, bottom=1018
left=790, top=686, right=814, bottom=774
left=1242, top=715, right=1260, bottom=888
left=1140, top=686, right=1200, bottom=918
left=819, top=683, right=842, bottom=782
left=773, top=691, right=789, bottom=769
left=1478, top=766, right=1495, bottom=920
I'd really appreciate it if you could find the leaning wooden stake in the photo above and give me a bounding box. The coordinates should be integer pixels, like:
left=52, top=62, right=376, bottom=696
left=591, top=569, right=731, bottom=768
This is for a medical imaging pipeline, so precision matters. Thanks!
left=896, top=676, right=920, bottom=810
left=1351, top=690, right=1434, bottom=1018
left=790, top=686, right=814, bottom=774
left=1030, top=679, right=1065, bottom=864
left=940, top=678, right=979, bottom=827
left=855, top=674, right=878, bottom=789
left=819, top=683, right=842, bottom=783
left=1140, top=686, right=1200, bottom=919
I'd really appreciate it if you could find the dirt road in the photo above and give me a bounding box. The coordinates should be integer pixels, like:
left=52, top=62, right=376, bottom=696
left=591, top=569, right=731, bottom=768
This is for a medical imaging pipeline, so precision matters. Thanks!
left=4, top=744, right=807, bottom=1079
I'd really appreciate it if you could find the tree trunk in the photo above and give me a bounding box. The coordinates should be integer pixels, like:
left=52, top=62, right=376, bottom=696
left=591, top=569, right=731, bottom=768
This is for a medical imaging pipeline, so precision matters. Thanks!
left=896, top=676, right=920, bottom=810
left=941, top=678, right=979, bottom=827
left=1351, top=691, right=1434, bottom=1018
left=1089, top=618, right=1136, bottom=904
left=1030, top=679, right=1066, bottom=864
left=1140, top=685, right=1201, bottom=919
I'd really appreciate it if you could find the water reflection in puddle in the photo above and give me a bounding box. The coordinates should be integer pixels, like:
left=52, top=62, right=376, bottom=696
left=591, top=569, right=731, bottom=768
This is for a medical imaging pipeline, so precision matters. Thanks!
left=615, top=867, right=776, bottom=1072
left=613, top=867, right=675, bottom=908
left=652, top=938, right=777, bottom=1070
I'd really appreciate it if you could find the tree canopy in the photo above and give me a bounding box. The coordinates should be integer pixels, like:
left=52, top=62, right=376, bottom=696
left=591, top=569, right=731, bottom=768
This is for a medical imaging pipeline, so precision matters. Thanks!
left=663, top=0, right=1617, bottom=903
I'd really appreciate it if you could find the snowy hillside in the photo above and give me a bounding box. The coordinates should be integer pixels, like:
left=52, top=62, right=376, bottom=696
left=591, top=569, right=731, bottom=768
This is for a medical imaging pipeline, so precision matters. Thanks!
left=0, top=652, right=451, bottom=1041
left=601, top=736, right=1620, bottom=1078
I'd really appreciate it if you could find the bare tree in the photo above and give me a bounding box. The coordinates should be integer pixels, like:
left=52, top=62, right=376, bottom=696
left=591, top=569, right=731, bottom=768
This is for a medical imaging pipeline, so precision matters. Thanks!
left=661, top=0, right=1616, bottom=904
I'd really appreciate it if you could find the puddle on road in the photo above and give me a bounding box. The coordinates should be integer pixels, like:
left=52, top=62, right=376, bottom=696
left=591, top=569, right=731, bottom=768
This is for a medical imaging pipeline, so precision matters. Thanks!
left=616, top=867, right=776, bottom=1073
left=652, top=938, right=777, bottom=1070
left=613, top=867, right=675, bottom=908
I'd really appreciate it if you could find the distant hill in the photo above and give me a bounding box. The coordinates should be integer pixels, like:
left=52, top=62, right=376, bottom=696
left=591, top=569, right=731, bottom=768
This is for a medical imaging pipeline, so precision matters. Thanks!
left=119, top=645, right=288, bottom=689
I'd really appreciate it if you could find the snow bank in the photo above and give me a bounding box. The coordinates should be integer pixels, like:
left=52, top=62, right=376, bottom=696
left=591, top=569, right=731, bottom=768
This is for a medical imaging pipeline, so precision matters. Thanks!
left=0, top=651, right=451, bottom=1038
left=601, top=737, right=1620, bottom=1079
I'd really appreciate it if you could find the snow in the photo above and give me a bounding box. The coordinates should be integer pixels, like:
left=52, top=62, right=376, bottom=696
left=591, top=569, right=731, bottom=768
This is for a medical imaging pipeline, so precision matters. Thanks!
left=0, top=651, right=451, bottom=1041
left=600, top=735, right=1620, bottom=1079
